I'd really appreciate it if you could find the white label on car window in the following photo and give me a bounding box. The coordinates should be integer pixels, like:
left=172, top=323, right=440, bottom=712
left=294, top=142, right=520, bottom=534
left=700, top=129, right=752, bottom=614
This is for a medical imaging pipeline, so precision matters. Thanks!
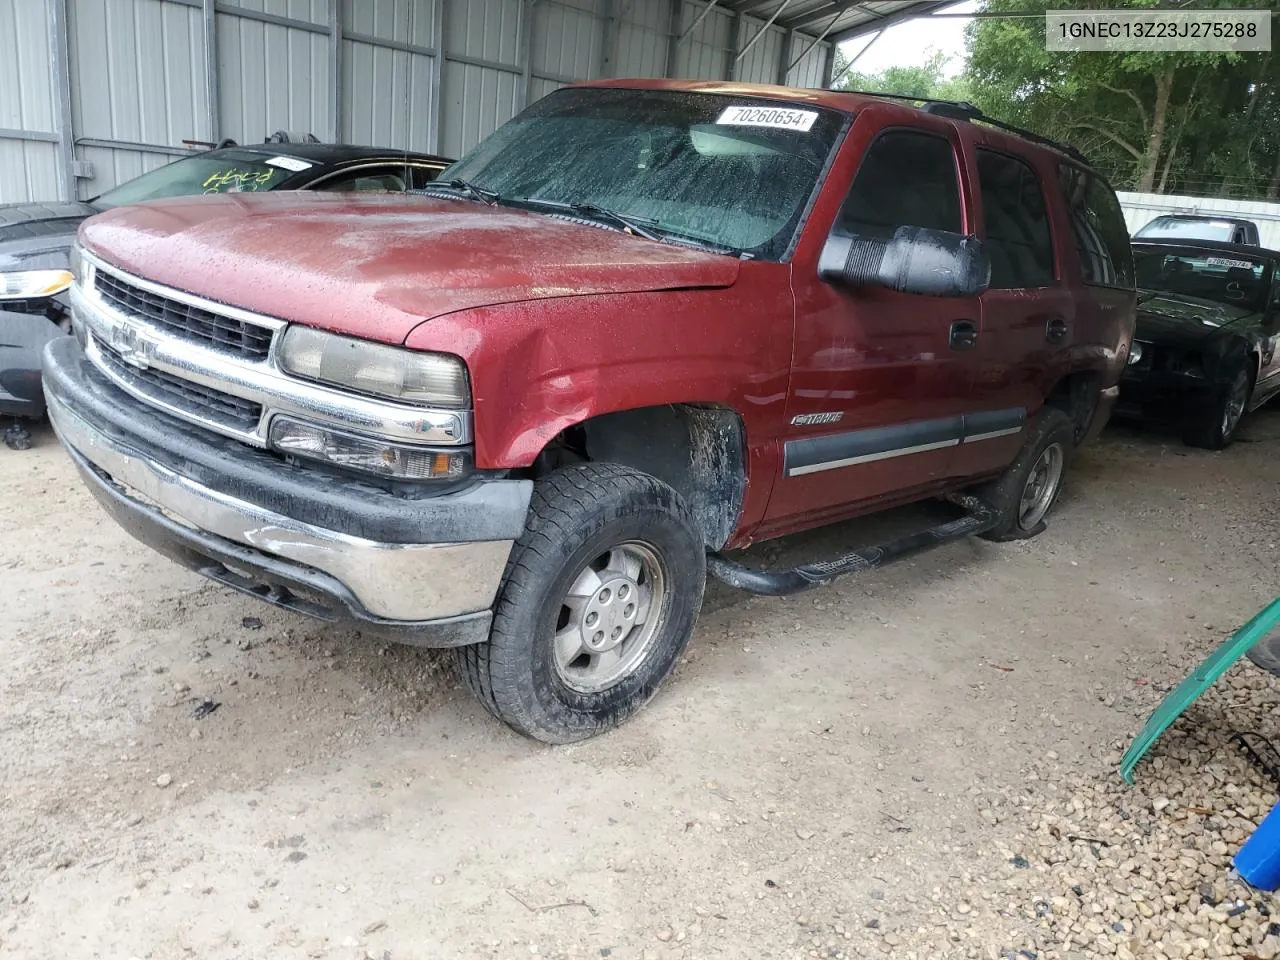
left=716, top=105, right=817, bottom=132
left=264, top=155, right=313, bottom=172
left=1206, top=256, right=1254, bottom=269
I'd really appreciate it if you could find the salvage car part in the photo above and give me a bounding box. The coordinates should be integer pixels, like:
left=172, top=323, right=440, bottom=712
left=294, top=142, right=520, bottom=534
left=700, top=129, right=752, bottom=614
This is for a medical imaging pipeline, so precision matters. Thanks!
left=1121, top=597, right=1280, bottom=784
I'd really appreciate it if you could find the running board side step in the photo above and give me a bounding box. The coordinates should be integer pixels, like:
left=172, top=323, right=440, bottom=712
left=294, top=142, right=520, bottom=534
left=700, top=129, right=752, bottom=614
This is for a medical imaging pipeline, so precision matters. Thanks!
left=706, top=496, right=999, bottom=596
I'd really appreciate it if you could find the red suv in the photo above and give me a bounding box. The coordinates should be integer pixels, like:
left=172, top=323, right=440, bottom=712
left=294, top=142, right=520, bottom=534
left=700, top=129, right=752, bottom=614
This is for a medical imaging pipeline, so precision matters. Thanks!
left=43, top=80, right=1135, bottom=742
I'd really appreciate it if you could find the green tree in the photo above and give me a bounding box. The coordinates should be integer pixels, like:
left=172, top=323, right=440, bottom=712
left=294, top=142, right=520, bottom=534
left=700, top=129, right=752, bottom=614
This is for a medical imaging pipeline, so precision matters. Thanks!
left=963, top=0, right=1273, bottom=197
left=832, top=48, right=973, bottom=103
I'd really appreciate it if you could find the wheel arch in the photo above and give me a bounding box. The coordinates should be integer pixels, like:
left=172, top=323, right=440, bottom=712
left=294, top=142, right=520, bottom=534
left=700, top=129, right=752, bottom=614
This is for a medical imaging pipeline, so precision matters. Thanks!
left=524, top=404, right=748, bottom=552
left=1043, top=369, right=1102, bottom=444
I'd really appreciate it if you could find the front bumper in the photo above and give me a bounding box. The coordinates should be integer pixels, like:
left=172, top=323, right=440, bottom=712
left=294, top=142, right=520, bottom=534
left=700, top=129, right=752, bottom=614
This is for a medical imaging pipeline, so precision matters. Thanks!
left=1116, top=368, right=1217, bottom=421
left=43, top=336, right=532, bottom=645
left=1, top=308, right=65, bottom=417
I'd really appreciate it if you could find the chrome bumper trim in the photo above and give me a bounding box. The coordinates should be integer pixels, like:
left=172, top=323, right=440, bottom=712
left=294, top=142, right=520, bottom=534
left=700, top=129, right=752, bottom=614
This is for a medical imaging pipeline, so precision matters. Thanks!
left=71, top=252, right=471, bottom=449
left=48, top=392, right=512, bottom=622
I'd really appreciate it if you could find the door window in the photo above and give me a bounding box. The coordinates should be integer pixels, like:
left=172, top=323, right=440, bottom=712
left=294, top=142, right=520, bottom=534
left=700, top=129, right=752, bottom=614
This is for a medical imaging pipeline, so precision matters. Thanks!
left=976, top=150, right=1054, bottom=289
left=1058, top=165, right=1135, bottom=288
left=837, top=129, right=962, bottom=239
left=315, top=170, right=407, bottom=192
left=410, top=165, right=447, bottom=189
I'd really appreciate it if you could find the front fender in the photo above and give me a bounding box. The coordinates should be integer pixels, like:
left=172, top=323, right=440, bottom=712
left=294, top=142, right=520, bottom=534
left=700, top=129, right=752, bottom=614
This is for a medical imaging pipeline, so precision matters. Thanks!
left=401, top=282, right=795, bottom=470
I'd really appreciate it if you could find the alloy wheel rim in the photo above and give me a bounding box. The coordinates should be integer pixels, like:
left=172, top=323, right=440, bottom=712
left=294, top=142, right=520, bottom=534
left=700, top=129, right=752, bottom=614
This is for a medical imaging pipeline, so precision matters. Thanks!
left=552, top=541, right=666, bottom=694
left=1018, top=443, right=1065, bottom=530
left=1222, top=371, right=1249, bottom=438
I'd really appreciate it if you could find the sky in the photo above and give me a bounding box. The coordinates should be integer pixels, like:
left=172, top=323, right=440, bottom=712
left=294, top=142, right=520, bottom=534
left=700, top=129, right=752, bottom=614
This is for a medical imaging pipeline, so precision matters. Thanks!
left=838, top=1, right=979, bottom=79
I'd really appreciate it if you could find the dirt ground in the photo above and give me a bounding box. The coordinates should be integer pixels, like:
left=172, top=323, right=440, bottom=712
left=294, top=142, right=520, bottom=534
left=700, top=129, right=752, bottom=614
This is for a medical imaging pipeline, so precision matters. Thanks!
left=2, top=407, right=1280, bottom=960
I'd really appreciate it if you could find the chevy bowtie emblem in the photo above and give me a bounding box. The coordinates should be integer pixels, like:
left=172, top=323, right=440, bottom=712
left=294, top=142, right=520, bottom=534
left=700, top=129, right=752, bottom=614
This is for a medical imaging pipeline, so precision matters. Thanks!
left=110, top=321, right=158, bottom=370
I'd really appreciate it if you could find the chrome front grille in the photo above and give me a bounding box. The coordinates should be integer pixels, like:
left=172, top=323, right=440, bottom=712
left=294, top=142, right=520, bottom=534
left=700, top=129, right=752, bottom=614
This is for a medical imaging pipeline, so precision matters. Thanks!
left=73, top=252, right=472, bottom=449
left=95, top=341, right=264, bottom=432
left=95, top=269, right=274, bottom=360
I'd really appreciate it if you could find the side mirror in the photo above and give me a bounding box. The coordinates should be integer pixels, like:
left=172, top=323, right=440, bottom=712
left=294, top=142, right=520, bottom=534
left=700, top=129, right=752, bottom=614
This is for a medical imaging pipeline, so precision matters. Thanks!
left=819, top=225, right=991, bottom=298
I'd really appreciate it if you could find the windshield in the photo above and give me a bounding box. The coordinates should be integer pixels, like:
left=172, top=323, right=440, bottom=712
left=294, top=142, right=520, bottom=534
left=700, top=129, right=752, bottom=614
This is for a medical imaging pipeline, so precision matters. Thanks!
left=93, top=150, right=306, bottom=210
left=1134, top=247, right=1270, bottom=310
left=438, top=88, right=846, bottom=259
left=1135, top=218, right=1240, bottom=242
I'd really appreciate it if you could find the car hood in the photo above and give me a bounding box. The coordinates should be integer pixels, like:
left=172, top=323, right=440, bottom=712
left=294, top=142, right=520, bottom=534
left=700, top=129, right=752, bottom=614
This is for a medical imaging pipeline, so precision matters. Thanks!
left=78, top=191, right=742, bottom=344
left=1135, top=291, right=1256, bottom=345
left=0, top=201, right=97, bottom=271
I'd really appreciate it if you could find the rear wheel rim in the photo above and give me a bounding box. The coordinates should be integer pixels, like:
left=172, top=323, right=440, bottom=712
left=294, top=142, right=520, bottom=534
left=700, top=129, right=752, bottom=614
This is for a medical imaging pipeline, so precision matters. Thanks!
left=1222, top=370, right=1249, bottom=439
left=1018, top=442, right=1065, bottom=530
left=552, top=541, right=667, bottom=694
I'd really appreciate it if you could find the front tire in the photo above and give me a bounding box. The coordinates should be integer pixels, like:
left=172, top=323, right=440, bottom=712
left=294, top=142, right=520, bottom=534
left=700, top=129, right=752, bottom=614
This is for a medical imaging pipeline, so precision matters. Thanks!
left=1182, top=363, right=1251, bottom=450
left=975, top=406, right=1074, bottom=542
left=458, top=463, right=706, bottom=743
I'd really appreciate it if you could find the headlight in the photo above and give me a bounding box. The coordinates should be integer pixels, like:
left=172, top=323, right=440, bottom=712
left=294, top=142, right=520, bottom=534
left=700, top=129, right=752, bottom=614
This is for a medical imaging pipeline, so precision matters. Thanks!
left=277, top=326, right=470, bottom=408
left=0, top=269, right=74, bottom=301
left=269, top=416, right=468, bottom=479
left=1127, top=340, right=1146, bottom=366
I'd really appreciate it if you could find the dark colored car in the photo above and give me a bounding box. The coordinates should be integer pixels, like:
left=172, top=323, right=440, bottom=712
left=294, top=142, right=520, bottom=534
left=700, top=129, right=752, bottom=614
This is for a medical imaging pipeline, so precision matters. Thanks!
left=1118, top=239, right=1280, bottom=447
left=1133, top=214, right=1261, bottom=246
left=44, top=80, right=1134, bottom=741
left=1, top=142, right=450, bottom=422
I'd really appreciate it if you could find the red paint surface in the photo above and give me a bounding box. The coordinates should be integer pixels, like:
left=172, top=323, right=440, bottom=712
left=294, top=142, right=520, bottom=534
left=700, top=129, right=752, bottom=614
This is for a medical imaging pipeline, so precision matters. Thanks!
left=80, top=80, right=1134, bottom=550
left=79, top=191, right=739, bottom=345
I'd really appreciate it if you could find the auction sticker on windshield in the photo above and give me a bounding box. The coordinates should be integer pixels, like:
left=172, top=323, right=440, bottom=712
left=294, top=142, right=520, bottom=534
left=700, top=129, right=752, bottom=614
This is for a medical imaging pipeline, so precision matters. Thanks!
left=716, top=105, right=817, bottom=132
left=265, top=155, right=313, bottom=172
left=1206, top=257, right=1256, bottom=270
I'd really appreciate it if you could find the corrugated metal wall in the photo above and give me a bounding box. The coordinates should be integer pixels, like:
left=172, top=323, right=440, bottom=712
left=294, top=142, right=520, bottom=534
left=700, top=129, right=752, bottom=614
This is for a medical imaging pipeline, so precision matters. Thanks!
left=0, top=0, right=834, bottom=204
left=0, top=0, right=60, bottom=203
left=1119, top=191, right=1280, bottom=250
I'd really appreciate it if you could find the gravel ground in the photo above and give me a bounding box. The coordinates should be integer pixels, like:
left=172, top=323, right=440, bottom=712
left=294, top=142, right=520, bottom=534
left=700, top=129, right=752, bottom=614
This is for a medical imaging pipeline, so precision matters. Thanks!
left=2, top=407, right=1279, bottom=960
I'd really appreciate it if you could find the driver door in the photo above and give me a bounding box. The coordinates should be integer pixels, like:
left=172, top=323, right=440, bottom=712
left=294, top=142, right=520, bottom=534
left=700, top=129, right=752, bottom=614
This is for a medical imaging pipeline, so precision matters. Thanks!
left=762, top=114, right=981, bottom=535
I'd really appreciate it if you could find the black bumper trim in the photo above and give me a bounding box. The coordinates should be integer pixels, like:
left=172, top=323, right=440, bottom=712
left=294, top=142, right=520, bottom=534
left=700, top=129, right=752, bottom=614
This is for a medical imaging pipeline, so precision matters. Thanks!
left=65, top=440, right=492, bottom=647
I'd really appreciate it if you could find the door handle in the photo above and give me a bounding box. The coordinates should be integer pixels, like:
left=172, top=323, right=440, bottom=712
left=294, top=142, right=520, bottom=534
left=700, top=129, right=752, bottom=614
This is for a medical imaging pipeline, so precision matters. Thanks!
left=949, top=320, right=978, bottom=351
left=1046, top=316, right=1069, bottom=344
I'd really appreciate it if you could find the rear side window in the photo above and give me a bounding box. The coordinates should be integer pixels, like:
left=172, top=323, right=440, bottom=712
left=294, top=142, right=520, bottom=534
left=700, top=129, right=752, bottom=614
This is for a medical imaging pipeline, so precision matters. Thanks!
left=838, top=130, right=961, bottom=239
left=976, top=150, right=1054, bottom=289
left=1058, top=166, right=1135, bottom=288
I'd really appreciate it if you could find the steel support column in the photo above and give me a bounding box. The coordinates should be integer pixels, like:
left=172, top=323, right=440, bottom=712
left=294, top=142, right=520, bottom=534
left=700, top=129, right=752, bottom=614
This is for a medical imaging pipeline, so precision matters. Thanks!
left=427, top=0, right=445, bottom=154
left=665, top=0, right=683, bottom=76
left=202, top=0, right=220, bottom=142
left=329, top=0, right=344, bottom=143
left=48, top=0, right=75, bottom=201
left=518, top=0, right=538, bottom=108
left=599, top=0, right=618, bottom=78
left=776, top=27, right=794, bottom=85
left=724, top=11, right=743, bottom=81
left=822, top=36, right=838, bottom=87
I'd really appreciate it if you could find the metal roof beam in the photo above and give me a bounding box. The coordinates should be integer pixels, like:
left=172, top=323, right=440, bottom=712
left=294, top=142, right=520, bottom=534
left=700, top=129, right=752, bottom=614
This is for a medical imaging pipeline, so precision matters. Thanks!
left=780, top=1, right=859, bottom=31
left=735, top=0, right=794, bottom=61
left=827, top=1, right=957, bottom=43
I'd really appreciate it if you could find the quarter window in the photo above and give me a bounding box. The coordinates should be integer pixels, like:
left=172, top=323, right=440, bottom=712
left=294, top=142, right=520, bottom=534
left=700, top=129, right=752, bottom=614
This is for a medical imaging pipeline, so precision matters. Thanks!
left=976, top=150, right=1054, bottom=289
left=837, top=130, right=962, bottom=239
left=1058, top=165, right=1135, bottom=288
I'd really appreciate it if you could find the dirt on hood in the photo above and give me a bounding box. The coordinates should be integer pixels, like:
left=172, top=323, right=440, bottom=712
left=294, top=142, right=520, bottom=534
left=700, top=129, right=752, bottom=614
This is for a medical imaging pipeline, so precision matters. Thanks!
left=78, top=191, right=742, bottom=345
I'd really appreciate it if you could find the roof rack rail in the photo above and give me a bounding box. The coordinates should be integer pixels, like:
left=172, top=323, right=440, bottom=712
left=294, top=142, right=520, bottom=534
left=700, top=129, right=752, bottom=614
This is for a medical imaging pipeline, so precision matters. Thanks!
left=841, top=89, right=1091, bottom=166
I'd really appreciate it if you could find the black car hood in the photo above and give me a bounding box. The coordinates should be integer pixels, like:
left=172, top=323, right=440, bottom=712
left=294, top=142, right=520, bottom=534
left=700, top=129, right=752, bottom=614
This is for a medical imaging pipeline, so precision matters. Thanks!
left=0, top=201, right=96, bottom=271
left=1135, top=292, right=1257, bottom=345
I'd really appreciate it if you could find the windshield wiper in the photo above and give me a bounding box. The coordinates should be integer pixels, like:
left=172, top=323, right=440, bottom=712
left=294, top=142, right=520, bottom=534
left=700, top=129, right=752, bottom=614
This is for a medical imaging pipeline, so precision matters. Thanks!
left=420, top=178, right=500, bottom=204
left=1137, top=290, right=1162, bottom=306
left=510, top=198, right=663, bottom=242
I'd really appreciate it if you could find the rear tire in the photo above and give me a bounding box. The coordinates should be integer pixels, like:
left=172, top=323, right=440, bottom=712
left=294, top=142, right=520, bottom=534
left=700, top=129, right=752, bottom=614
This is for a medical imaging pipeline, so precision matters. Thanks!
left=457, top=462, right=706, bottom=744
left=1182, top=362, right=1251, bottom=450
left=975, top=407, right=1074, bottom=542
